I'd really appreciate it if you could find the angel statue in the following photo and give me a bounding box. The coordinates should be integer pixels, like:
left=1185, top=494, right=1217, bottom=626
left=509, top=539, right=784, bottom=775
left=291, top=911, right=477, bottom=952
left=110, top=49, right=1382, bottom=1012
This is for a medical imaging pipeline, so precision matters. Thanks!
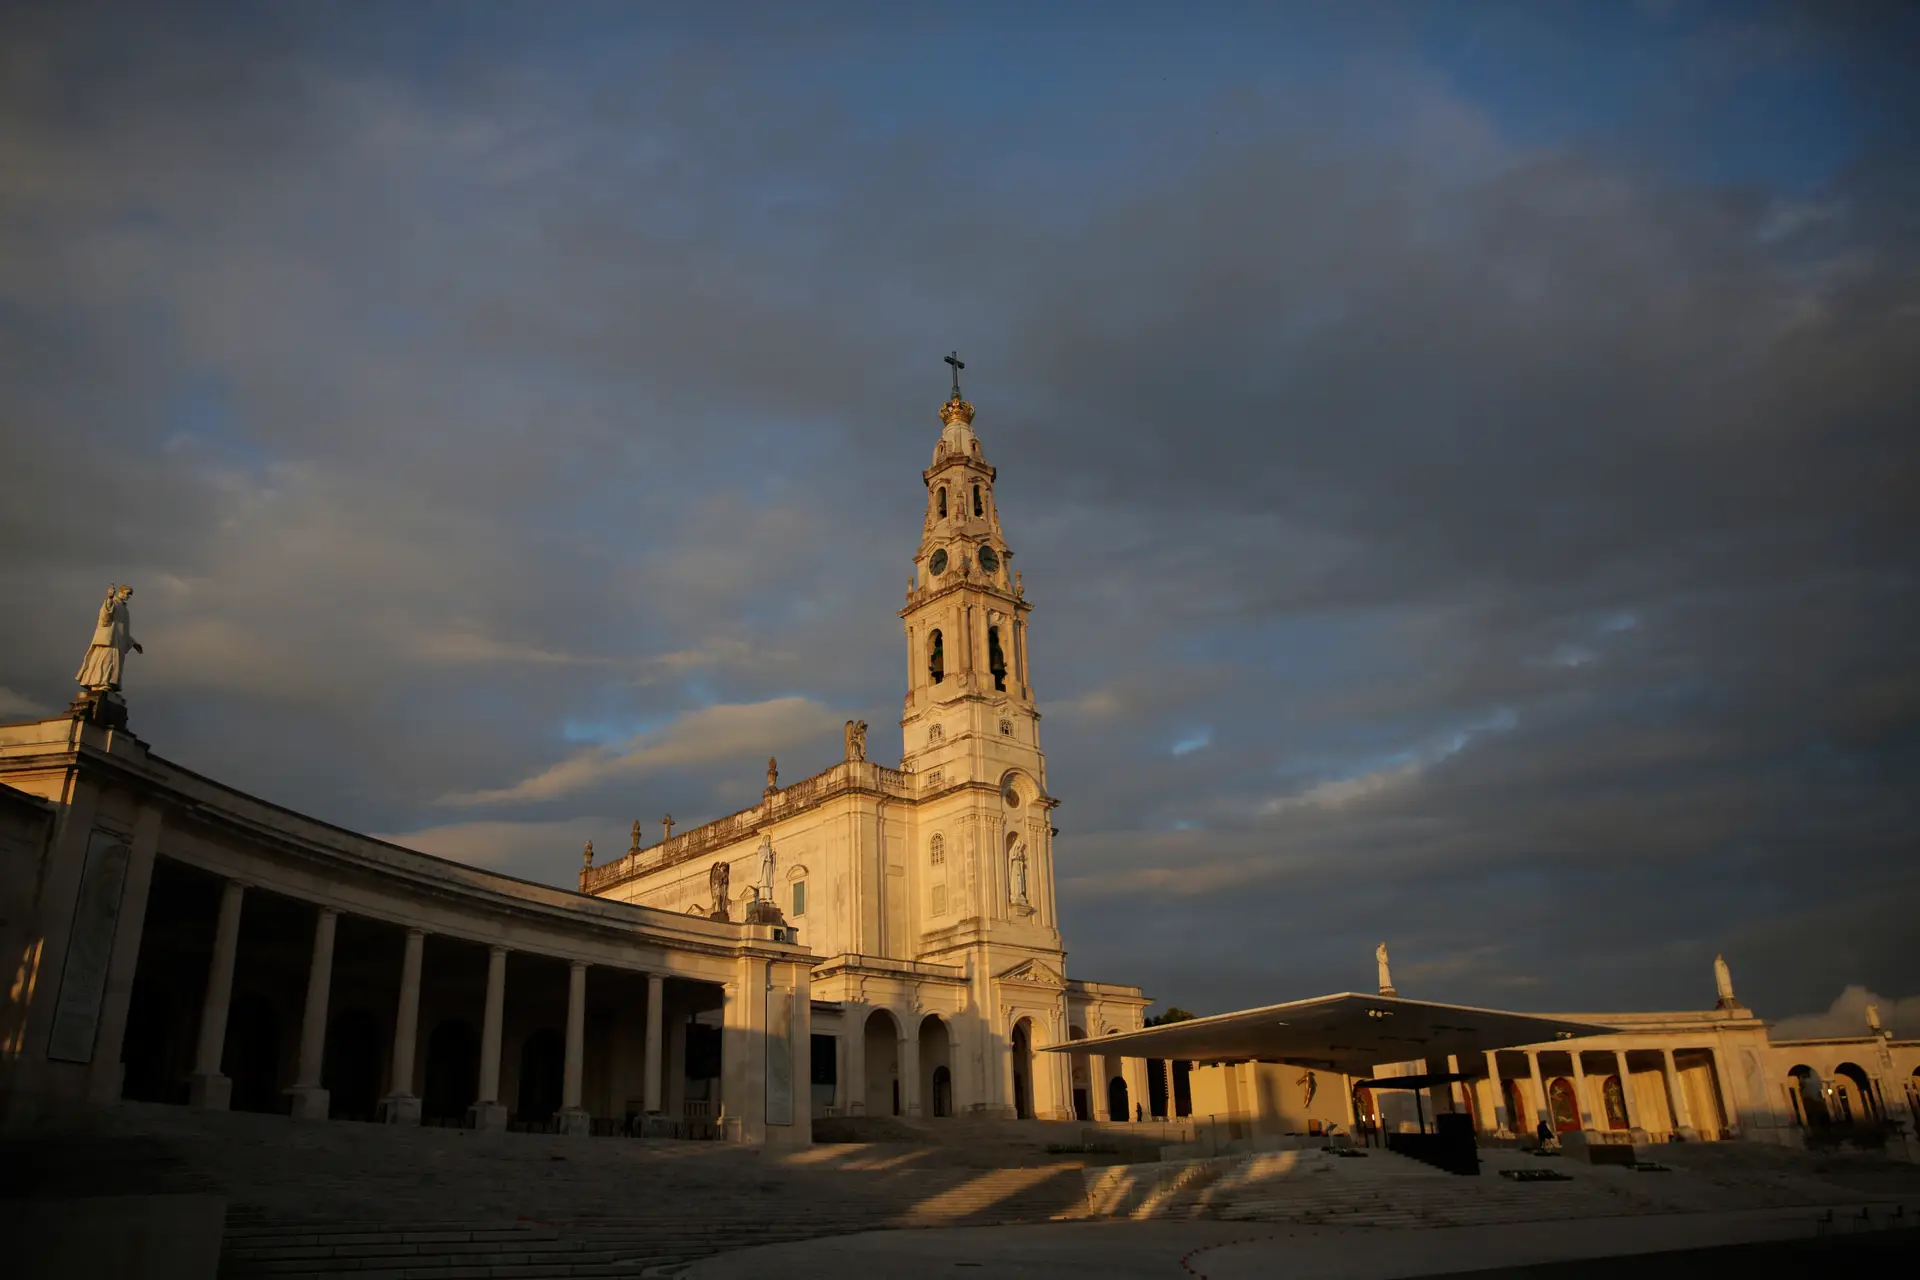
left=844, top=719, right=868, bottom=762
left=709, top=862, right=731, bottom=921
left=76, top=584, right=142, bottom=692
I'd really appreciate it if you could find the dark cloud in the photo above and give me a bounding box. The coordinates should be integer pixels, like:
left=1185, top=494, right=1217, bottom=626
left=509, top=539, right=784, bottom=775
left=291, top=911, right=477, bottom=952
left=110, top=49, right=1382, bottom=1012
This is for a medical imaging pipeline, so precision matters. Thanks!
left=2, top=2, right=1915, bottom=1025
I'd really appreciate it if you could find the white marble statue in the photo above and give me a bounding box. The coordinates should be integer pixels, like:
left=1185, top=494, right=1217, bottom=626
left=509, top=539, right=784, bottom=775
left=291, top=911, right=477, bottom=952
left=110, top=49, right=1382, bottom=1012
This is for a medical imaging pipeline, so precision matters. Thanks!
left=1714, top=954, right=1736, bottom=1004
left=1376, top=942, right=1394, bottom=995
left=1009, top=838, right=1030, bottom=906
left=76, top=585, right=142, bottom=692
left=757, top=832, right=776, bottom=896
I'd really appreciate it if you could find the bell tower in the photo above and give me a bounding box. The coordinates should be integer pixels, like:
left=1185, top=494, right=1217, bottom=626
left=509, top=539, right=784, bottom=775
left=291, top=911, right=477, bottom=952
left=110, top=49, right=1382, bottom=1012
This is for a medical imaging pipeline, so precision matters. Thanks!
left=900, top=363, right=1041, bottom=776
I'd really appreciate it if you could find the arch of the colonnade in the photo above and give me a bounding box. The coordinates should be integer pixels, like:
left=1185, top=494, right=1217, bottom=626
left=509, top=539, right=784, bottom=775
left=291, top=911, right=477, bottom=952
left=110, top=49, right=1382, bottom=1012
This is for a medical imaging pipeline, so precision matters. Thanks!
left=917, top=1014, right=953, bottom=1118
left=1832, top=1061, right=1878, bottom=1124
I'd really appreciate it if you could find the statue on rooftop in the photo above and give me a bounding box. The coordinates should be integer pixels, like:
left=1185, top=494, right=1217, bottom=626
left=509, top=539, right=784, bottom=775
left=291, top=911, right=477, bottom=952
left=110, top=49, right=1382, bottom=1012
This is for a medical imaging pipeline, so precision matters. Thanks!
left=757, top=831, right=776, bottom=897
left=709, top=861, right=730, bottom=921
left=1714, top=954, right=1738, bottom=1007
left=1376, top=943, right=1396, bottom=997
left=845, top=718, right=868, bottom=762
left=766, top=756, right=779, bottom=794
left=76, top=584, right=142, bottom=692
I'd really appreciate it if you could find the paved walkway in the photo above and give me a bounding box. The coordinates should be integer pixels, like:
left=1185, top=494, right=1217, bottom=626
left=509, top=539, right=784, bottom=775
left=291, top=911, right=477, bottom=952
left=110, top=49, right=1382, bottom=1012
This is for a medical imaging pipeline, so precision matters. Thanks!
left=682, top=1206, right=1855, bottom=1279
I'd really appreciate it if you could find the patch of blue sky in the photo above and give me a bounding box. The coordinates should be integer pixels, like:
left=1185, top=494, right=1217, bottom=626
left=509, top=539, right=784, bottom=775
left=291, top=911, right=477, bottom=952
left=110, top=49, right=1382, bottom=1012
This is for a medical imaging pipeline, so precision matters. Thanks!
left=560, top=712, right=674, bottom=746
left=1171, top=729, right=1212, bottom=758
left=160, top=372, right=277, bottom=469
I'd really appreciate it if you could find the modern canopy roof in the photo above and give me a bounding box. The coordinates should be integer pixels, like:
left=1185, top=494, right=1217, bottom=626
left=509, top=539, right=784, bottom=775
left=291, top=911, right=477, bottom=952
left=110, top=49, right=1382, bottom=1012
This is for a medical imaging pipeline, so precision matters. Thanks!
left=1044, top=993, right=1621, bottom=1075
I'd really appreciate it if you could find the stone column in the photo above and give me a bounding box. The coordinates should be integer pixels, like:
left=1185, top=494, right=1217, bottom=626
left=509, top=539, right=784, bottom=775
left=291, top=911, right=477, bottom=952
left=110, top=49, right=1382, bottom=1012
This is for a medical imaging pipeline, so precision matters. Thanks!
left=1123, top=1057, right=1150, bottom=1123
left=1617, top=1050, right=1643, bottom=1134
left=1571, top=1051, right=1594, bottom=1130
left=559, top=959, right=591, bottom=1135
left=643, top=973, right=665, bottom=1118
left=188, top=878, right=246, bottom=1110
left=287, top=907, right=337, bottom=1120
left=1662, top=1047, right=1697, bottom=1139
left=382, top=927, right=425, bottom=1124
left=843, top=1005, right=867, bottom=1116
left=900, top=1024, right=922, bottom=1117
left=86, top=806, right=164, bottom=1105
left=470, top=945, right=509, bottom=1131
left=1484, top=1051, right=1507, bottom=1132
left=1525, top=1049, right=1546, bottom=1135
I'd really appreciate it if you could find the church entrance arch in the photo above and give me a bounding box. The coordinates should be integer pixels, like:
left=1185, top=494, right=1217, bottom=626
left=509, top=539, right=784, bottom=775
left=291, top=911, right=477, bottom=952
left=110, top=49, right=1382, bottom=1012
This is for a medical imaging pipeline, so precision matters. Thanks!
left=1010, top=1018, right=1035, bottom=1120
left=1107, top=1075, right=1130, bottom=1124
left=864, top=1009, right=902, bottom=1117
left=422, top=1019, right=480, bottom=1122
left=1547, top=1077, right=1581, bottom=1132
left=517, top=1029, right=565, bottom=1125
left=918, top=1015, right=953, bottom=1118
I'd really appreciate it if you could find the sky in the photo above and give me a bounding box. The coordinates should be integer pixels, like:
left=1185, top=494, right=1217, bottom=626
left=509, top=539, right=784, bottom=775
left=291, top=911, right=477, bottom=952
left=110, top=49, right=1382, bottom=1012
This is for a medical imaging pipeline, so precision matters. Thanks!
left=2, top=0, right=1916, bottom=1034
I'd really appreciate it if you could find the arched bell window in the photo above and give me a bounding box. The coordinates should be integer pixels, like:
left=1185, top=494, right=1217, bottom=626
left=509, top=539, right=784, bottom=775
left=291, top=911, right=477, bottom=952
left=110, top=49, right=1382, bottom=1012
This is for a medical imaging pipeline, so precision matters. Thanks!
left=936, top=487, right=947, bottom=518
left=973, top=484, right=984, bottom=517
left=928, top=629, right=944, bottom=683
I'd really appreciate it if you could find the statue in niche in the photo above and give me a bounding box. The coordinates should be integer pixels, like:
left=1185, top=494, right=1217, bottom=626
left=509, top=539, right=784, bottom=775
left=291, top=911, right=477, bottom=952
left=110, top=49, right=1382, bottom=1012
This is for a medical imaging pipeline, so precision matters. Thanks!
left=844, top=719, right=868, bottom=762
left=1376, top=943, right=1396, bottom=996
left=76, top=584, right=142, bottom=692
left=1009, top=837, right=1030, bottom=907
left=709, top=862, right=731, bottom=921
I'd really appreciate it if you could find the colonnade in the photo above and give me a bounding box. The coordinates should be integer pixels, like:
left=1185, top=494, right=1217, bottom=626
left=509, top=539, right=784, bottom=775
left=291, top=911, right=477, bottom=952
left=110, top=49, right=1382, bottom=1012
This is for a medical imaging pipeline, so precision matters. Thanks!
left=1469, top=1045, right=1721, bottom=1139
left=179, top=878, right=699, bottom=1134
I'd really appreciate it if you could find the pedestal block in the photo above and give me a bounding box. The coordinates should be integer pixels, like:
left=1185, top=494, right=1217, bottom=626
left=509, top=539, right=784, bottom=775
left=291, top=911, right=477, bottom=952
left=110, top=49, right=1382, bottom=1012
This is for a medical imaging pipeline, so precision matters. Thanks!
left=558, top=1107, right=592, bottom=1137
left=287, top=1086, right=330, bottom=1121
left=468, top=1101, right=509, bottom=1132
left=381, top=1095, right=421, bottom=1125
left=187, top=1073, right=230, bottom=1111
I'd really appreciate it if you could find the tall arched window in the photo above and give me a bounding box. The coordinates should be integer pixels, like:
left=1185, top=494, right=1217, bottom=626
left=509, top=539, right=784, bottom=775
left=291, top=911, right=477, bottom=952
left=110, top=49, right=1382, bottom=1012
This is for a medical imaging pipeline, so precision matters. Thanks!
left=930, top=835, right=948, bottom=916
left=936, top=487, right=947, bottom=518
left=972, top=484, right=984, bottom=517
left=928, top=629, right=945, bottom=683
left=987, top=626, right=1007, bottom=691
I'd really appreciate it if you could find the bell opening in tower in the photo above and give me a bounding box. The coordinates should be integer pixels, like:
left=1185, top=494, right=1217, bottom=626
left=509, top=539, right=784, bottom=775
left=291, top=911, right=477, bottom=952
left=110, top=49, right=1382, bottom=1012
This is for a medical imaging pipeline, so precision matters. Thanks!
left=988, top=626, right=1007, bottom=692
left=973, top=484, right=984, bottom=517
left=928, top=629, right=944, bottom=683
left=936, top=487, right=947, bottom=518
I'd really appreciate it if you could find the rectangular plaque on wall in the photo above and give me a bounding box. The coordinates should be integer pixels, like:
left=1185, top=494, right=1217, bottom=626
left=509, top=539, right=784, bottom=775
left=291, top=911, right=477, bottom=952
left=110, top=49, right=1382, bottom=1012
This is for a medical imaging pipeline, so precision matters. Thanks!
left=766, top=987, right=794, bottom=1126
left=47, top=830, right=133, bottom=1064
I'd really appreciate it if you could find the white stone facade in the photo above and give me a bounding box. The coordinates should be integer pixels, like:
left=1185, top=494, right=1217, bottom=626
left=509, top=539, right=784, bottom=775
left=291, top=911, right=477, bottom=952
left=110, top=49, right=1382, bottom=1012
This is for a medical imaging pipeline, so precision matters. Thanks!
left=585, top=393, right=1151, bottom=1120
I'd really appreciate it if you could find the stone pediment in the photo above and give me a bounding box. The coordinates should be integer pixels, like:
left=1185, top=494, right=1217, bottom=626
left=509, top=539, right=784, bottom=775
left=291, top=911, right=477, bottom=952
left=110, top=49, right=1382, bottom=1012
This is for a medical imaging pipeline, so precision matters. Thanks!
left=996, top=958, right=1065, bottom=988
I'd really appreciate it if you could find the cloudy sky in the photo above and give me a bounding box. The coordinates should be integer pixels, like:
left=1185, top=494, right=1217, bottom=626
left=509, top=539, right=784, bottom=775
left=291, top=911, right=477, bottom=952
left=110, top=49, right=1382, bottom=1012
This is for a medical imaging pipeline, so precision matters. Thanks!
left=3, top=1, right=1915, bottom=1033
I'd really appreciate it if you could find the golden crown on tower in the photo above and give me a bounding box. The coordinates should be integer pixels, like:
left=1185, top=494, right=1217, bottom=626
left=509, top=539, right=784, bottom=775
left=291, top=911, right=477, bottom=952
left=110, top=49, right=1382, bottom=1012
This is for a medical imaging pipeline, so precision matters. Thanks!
left=939, top=396, right=975, bottom=426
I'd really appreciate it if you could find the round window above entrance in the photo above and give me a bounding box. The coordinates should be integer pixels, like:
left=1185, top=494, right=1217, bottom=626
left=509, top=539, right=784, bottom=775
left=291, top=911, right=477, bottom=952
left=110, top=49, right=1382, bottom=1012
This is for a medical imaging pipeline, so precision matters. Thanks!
left=1002, top=779, right=1021, bottom=808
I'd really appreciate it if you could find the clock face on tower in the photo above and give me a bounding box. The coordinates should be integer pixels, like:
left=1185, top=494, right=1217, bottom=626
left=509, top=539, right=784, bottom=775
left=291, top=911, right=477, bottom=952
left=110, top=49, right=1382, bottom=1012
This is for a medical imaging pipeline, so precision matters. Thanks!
left=929, top=548, right=949, bottom=576
left=978, top=545, right=1000, bottom=574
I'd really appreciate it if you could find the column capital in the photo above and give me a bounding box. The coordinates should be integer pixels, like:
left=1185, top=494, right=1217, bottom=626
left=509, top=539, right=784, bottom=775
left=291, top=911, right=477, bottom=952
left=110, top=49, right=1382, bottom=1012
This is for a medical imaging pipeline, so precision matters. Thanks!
left=405, top=925, right=427, bottom=940
left=570, top=958, right=588, bottom=973
left=489, top=943, right=509, bottom=957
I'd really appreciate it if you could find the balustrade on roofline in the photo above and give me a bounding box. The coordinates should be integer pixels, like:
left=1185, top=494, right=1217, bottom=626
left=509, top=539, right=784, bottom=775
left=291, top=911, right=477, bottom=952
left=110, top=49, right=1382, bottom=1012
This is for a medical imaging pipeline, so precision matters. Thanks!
left=579, top=760, right=918, bottom=893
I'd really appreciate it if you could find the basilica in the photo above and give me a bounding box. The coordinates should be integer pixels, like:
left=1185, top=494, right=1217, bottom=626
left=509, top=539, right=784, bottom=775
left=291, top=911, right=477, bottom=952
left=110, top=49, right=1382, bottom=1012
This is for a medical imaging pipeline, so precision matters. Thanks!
left=0, top=383, right=1912, bottom=1162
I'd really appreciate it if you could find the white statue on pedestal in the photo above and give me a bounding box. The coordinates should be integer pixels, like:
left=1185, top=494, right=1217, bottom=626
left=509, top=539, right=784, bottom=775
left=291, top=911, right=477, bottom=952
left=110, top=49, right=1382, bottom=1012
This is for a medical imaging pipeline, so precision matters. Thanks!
left=1009, top=838, right=1030, bottom=906
left=1714, top=954, right=1736, bottom=1006
left=76, top=585, right=142, bottom=692
left=757, top=832, right=777, bottom=898
left=1376, top=943, right=1395, bottom=996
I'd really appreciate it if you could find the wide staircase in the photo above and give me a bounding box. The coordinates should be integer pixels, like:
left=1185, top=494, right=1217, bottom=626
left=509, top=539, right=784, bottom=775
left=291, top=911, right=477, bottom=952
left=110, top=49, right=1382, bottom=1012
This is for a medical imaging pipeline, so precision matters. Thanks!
left=11, top=1106, right=1920, bottom=1276
left=1082, top=1142, right=1920, bottom=1230
left=5, top=1103, right=1102, bottom=1278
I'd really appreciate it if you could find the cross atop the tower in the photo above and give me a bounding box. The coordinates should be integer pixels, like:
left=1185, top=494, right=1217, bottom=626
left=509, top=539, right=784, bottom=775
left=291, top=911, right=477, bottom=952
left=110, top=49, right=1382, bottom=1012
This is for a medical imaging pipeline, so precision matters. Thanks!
left=944, top=351, right=965, bottom=402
